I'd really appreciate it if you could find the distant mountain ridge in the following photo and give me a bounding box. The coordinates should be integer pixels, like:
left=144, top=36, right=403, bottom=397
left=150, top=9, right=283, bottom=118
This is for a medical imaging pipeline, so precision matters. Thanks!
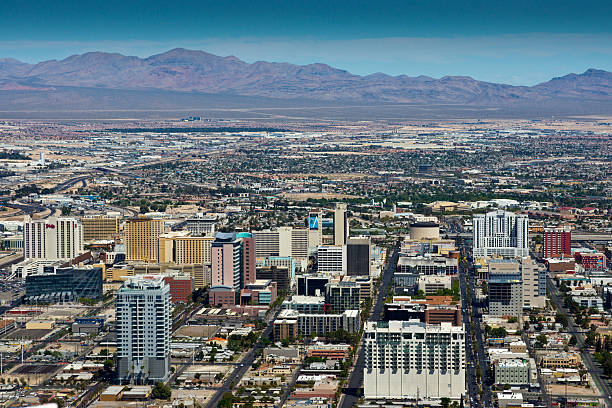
left=1, top=48, right=612, bottom=107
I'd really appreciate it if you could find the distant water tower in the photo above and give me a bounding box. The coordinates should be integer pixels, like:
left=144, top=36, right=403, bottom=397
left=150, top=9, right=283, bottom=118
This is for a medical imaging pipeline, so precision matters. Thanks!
left=40, top=151, right=45, bottom=166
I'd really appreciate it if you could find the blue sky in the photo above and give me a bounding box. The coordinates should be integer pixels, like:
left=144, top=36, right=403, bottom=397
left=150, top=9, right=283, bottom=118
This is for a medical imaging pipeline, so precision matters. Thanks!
left=1, top=0, right=612, bottom=85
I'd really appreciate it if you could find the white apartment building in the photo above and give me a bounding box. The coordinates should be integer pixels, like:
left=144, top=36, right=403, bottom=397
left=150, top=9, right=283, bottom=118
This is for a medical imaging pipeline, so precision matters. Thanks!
left=364, top=320, right=466, bottom=400
left=116, top=276, right=171, bottom=383
left=473, top=210, right=529, bottom=258
left=23, top=215, right=83, bottom=261
left=317, top=245, right=347, bottom=275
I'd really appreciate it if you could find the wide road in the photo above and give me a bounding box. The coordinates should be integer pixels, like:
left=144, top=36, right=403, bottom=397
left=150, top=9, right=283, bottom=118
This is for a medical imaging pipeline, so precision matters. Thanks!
left=547, top=278, right=612, bottom=407
left=458, top=244, right=483, bottom=408
left=339, top=245, right=399, bottom=408
left=457, top=237, right=493, bottom=408
left=205, top=307, right=283, bottom=408
left=468, top=262, right=493, bottom=406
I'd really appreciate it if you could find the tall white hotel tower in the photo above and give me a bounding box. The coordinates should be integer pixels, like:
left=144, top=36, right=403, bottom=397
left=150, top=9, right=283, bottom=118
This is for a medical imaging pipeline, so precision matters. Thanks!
left=23, top=215, right=83, bottom=260
left=364, top=320, right=466, bottom=400
left=116, top=276, right=171, bottom=384
left=472, top=210, right=529, bottom=258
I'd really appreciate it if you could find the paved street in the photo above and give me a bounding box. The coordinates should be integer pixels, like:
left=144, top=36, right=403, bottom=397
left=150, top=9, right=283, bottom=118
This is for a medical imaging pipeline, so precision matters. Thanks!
left=547, top=278, right=612, bottom=407
left=456, top=235, right=493, bottom=408
left=339, top=245, right=399, bottom=408
left=205, top=307, right=282, bottom=408
left=458, top=245, right=484, bottom=408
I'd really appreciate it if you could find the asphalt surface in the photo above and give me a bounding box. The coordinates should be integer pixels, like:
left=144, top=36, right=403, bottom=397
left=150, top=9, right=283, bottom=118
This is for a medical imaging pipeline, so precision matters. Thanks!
left=467, top=267, right=493, bottom=407
left=458, top=246, right=484, bottom=408
left=277, top=362, right=304, bottom=407
left=547, top=278, right=612, bottom=406
left=205, top=308, right=283, bottom=408
left=456, top=236, right=493, bottom=408
left=339, top=245, right=399, bottom=408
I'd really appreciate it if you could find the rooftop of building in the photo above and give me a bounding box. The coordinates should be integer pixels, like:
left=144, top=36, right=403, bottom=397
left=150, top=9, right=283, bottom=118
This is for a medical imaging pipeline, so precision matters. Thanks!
left=120, top=275, right=166, bottom=290
left=497, top=392, right=523, bottom=400
left=497, top=359, right=529, bottom=367
left=284, top=296, right=325, bottom=304
left=244, top=279, right=274, bottom=290
left=409, top=221, right=439, bottom=228
left=366, top=319, right=464, bottom=333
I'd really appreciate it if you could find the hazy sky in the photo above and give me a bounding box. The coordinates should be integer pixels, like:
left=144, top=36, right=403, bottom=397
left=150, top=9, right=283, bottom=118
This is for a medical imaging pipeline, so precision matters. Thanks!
left=1, top=0, right=612, bottom=85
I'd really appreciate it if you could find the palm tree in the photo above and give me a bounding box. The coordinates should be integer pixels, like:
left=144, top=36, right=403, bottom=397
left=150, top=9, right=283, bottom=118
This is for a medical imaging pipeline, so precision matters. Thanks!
left=579, top=368, right=588, bottom=385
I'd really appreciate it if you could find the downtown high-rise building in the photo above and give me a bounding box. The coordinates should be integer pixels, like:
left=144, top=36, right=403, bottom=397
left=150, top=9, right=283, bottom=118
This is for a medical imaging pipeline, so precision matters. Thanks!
left=317, top=245, right=347, bottom=275
left=184, top=215, right=216, bottom=236
left=472, top=210, right=529, bottom=258
left=157, top=231, right=214, bottom=264
left=488, top=259, right=524, bottom=317
left=23, top=215, right=83, bottom=260
left=81, top=215, right=120, bottom=242
left=116, top=275, right=171, bottom=383
left=307, top=211, right=323, bottom=253
left=347, top=236, right=371, bottom=276
left=543, top=226, right=571, bottom=259
left=364, top=320, right=466, bottom=400
left=333, top=203, right=348, bottom=246
left=125, top=217, right=165, bottom=262
left=252, top=226, right=308, bottom=260
left=210, top=232, right=255, bottom=305
left=487, top=257, right=545, bottom=311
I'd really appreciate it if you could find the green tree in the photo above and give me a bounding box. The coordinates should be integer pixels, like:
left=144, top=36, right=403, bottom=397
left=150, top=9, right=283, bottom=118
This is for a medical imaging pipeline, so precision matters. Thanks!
left=490, top=327, right=507, bottom=338
left=152, top=382, right=172, bottom=400
left=536, top=334, right=548, bottom=348
left=103, top=359, right=114, bottom=371
left=555, top=313, right=569, bottom=328
left=218, top=392, right=235, bottom=408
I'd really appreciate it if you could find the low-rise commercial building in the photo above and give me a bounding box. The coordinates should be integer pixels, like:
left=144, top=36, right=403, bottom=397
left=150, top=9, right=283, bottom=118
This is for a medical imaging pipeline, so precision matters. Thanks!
left=240, top=279, right=277, bottom=306
left=417, top=274, right=452, bottom=295
left=494, top=359, right=531, bottom=386
left=25, top=266, right=103, bottom=303
left=397, top=255, right=458, bottom=275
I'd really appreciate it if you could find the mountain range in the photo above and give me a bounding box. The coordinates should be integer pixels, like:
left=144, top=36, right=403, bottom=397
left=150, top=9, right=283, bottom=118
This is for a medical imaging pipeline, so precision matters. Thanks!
left=1, top=48, right=612, bottom=116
